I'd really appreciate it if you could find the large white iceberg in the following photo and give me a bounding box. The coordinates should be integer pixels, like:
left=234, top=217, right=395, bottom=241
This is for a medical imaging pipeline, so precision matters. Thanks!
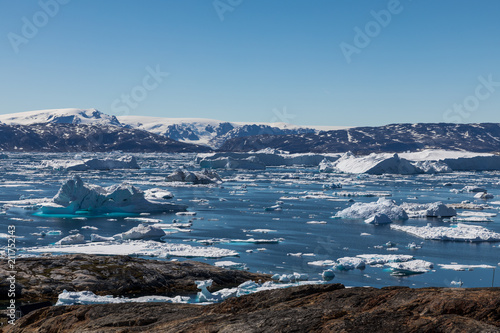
left=43, top=155, right=140, bottom=171
left=390, top=223, right=500, bottom=242
left=40, top=176, right=187, bottom=215
left=336, top=198, right=408, bottom=220
left=322, top=152, right=422, bottom=175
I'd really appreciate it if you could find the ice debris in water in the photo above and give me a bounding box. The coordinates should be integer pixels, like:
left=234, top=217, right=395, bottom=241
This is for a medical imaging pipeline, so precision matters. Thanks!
left=336, top=198, right=408, bottom=221
left=41, top=176, right=187, bottom=215
left=390, top=223, right=500, bottom=242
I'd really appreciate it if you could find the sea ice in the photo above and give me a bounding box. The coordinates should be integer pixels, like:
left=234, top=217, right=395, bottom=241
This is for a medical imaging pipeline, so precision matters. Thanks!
left=390, top=223, right=500, bottom=242
left=386, top=259, right=434, bottom=275
left=214, top=261, right=248, bottom=270
left=27, top=240, right=238, bottom=258
left=40, top=176, right=187, bottom=215
left=438, top=264, right=496, bottom=271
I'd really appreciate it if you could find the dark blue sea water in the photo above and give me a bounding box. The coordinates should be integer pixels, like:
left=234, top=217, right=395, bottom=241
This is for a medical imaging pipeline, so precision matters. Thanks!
left=1, top=153, right=499, bottom=289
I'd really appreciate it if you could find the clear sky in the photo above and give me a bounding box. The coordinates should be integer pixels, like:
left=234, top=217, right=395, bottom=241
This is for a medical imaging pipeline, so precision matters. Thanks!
left=1, top=0, right=499, bottom=127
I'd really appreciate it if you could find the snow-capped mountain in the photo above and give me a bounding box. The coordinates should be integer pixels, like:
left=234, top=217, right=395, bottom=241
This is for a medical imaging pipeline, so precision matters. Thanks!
left=0, top=108, right=347, bottom=149
left=117, top=115, right=331, bottom=148
left=219, top=123, right=500, bottom=153
left=0, top=108, right=121, bottom=127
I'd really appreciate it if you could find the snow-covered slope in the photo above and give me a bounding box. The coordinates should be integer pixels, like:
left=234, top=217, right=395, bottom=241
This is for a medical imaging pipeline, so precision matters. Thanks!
left=0, top=108, right=121, bottom=127
left=118, top=115, right=345, bottom=148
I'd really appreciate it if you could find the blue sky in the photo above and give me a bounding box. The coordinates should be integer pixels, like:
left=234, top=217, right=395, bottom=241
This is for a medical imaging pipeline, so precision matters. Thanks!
left=1, top=0, right=499, bottom=126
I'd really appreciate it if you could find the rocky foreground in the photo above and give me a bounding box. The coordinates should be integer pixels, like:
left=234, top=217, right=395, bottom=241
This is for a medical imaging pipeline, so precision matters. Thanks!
left=0, top=254, right=270, bottom=303
left=3, top=284, right=500, bottom=332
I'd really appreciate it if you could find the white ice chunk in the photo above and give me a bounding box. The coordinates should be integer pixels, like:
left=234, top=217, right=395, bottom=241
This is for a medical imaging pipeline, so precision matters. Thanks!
left=336, top=198, right=408, bottom=220
left=55, top=233, right=85, bottom=245
left=113, top=224, right=166, bottom=241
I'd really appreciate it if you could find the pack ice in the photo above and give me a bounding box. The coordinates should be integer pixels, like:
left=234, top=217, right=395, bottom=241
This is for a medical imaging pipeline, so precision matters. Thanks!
left=390, top=223, right=500, bottom=242
left=40, top=176, right=187, bottom=214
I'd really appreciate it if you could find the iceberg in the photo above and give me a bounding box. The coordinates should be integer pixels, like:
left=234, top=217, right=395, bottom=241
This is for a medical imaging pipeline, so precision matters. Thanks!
left=364, top=213, right=392, bottom=224
left=113, top=224, right=166, bottom=241
left=55, top=233, right=85, bottom=245
left=411, top=160, right=452, bottom=174
left=43, top=155, right=140, bottom=171
left=214, top=261, right=248, bottom=270
left=336, top=198, right=408, bottom=220
left=40, top=176, right=187, bottom=215
left=199, top=156, right=266, bottom=170
left=474, top=192, right=494, bottom=200
left=400, top=202, right=456, bottom=218
left=144, top=188, right=174, bottom=200
left=390, top=223, right=500, bottom=242
left=322, top=152, right=422, bottom=175
left=165, top=169, right=222, bottom=184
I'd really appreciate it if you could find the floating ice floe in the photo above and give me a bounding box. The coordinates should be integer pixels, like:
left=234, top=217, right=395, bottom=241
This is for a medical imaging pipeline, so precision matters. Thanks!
left=113, top=224, right=166, bottom=241
left=55, top=233, right=85, bottom=245
left=390, top=223, right=500, bottom=242
left=243, top=229, right=277, bottom=234
left=401, top=202, right=456, bottom=218
left=214, top=261, right=248, bottom=270
left=124, top=217, right=163, bottom=223
left=56, top=290, right=189, bottom=306
left=334, top=191, right=392, bottom=197
left=307, top=220, right=327, bottom=224
left=321, top=269, right=335, bottom=281
left=386, top=259, right=434, bottom=275
left=40, top=176, right=187, bottom=215
left=463, top=185, right=487, bottom=193
left=200, top=156, right=266, bottom=170
left=165, top=169, right=222, bottom=184
left=336, top=198, right=408, bottom=221
left=43, top=155, right=140, bottom=171
left=143, top=188, right=174, bottom=200
left=26, top=240, right=238, bottom=258
left=438, top=263, right=496, bottom=271
left=90, top=234, right=115, bottom=242
left=355, top=254, right=414, bottom=265
left=448, top=216, right=493, bottom=223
